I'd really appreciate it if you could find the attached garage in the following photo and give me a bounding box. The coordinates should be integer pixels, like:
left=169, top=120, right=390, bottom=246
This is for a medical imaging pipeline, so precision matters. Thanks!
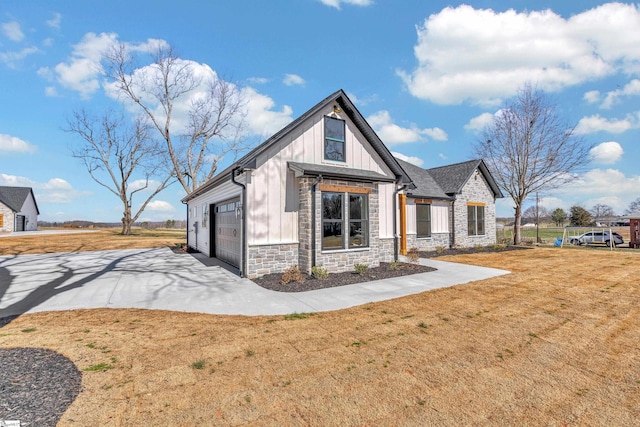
left=212, top=197, right=241, bottom=267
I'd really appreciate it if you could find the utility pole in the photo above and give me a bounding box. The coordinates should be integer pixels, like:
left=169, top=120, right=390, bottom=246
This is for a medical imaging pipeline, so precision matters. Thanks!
left=536, top=192, right=540, bottom=243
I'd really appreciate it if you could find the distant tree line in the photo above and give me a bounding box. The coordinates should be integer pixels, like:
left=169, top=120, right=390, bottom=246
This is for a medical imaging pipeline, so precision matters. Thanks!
left=38, top=220, right=187, bottom=229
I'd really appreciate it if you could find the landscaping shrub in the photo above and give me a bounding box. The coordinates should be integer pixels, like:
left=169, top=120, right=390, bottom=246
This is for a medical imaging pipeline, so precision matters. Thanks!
left=407, top=247, right=420, bottom=263
left=311, top=265, right=329, bottom=280
left=354, top=263, right=368, bottom=275
left=279, top=265, right=305, bottom=285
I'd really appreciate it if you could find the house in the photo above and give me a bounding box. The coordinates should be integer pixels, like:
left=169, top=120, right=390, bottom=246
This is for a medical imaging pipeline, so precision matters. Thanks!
left=183, top=90, right=502, bottom=278
left=0, top=186, right=40, bottom=232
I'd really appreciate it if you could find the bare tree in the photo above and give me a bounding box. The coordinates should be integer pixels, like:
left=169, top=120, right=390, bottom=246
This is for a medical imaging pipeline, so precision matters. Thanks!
left=590, top=203, right=615, bottom=224
left=474, top=84, right=591, bottom=244
left=523, top=205, right=549, bottom=222
left=68, top=110, right=174, bottom=235
left=104, top=43, right=247, bottom=194
left=624, top=197, right=640, bottom=216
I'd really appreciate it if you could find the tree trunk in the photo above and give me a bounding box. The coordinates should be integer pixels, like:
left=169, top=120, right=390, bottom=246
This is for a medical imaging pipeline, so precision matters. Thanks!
left=513, top=204, right=522, bottom=245
left=121, top=205, right=132, bottom=235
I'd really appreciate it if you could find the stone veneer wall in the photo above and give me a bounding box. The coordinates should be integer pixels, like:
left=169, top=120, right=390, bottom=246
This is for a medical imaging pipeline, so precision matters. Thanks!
left=379, top=238, right=395, bottom=262
left=406, top=233, right=450, bottom=252
left=299, top=178, right=383, bottom=274
left=452, top=170, right=497, bottom=247
left=0, top=203, right=15, bottom=232
left=246, top=243, right=299, bottom=279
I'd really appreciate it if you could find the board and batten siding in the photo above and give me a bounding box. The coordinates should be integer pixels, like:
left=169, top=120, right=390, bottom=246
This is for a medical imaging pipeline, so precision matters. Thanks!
left=186, top=179, right=242, bottom=255
left=405, top=199, right=449, bottom=235
left=246, top=105, right=396, bottom=246
left=19, top=192, right=39, bottom=231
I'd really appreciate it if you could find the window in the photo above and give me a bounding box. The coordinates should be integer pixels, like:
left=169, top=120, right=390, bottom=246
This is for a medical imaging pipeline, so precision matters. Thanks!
left=202, top=205, right=208, bottom=228
left=324, top=116, right=345, bottom=162
left=468, top=204, right=485, bottom=236
left=322, top=192, right=369, bottom=250
left=416, top=204, right=431, bottom=238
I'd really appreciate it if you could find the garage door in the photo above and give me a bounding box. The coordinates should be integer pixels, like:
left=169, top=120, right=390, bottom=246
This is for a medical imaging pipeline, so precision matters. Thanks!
left=214, top=198, right=241, bottom=267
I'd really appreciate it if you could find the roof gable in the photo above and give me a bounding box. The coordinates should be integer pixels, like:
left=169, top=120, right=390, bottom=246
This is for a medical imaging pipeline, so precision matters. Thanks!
left=0, top=186, right=39, bottom=214
left=183, top=89, right=412, bottom=201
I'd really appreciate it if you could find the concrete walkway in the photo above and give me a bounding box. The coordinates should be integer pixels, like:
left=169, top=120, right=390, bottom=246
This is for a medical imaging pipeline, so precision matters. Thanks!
left=0, top=248, right=509, bottom=317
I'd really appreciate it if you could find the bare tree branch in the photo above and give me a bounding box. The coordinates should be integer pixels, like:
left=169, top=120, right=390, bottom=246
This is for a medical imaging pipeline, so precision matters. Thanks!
left=67, top=110, right=174, bottom=235
left=474, top=83, right=591, bottom=244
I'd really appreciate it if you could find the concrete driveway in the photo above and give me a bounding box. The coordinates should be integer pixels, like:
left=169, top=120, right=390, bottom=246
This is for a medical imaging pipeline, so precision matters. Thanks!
left=0, top=248, right=509, bottom=318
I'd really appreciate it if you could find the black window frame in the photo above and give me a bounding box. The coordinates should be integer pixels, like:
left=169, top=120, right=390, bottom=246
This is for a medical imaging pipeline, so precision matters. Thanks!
left=467, top=204, right=485, bottom=236
left=321, top=191, right=369, bottom=250
left=324, top=116, right=346, bottom=162
left=416, top=203, right=432, bottom=238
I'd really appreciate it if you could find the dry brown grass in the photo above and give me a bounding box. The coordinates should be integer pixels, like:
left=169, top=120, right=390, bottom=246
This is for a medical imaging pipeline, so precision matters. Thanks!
left=1, top=248, right=640, bottom=425
left=0, top=228, right=186, bottom=255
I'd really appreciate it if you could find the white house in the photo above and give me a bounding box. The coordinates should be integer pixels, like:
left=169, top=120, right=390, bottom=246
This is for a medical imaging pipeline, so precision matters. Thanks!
left=183, top=90, right=503, bottom=278
left=0, top=186, right=40, bottom=232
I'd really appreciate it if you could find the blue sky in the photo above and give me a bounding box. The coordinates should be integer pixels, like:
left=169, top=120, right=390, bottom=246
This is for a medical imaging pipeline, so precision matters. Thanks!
left=1, top=0, right=639, bottom=222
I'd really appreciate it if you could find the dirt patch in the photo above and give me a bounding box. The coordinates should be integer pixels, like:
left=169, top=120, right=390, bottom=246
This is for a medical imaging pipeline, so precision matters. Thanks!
left=253, top=262, right=435, bottom=292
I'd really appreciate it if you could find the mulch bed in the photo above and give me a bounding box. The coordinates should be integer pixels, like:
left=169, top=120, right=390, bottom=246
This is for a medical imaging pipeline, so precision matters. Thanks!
left=0, top=347, right=82, bottom=427
left=417, top=244, right=532, bottom=258
left=252, top=262, right=436, bottom=292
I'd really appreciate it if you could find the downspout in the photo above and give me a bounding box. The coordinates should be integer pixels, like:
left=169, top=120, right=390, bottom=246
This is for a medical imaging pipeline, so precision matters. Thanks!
left=182, top=199, right=189, bottom=249
left=310, top=175, right=323, bottom=269
left=393, top=178, right=410, bottom=261
left=231, top=166, right=247, bottom=277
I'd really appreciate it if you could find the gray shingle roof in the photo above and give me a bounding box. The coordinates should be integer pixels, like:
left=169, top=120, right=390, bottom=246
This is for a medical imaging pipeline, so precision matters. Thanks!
left=426, top=159, right=482, bottom=195
left=395, top=159, right=451, bottom=199
left=0, top=186, right=31, bottom=212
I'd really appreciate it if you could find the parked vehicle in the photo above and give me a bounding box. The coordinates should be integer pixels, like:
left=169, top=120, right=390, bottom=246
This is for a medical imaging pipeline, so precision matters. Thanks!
left=569, top=231, right=624, bottom=247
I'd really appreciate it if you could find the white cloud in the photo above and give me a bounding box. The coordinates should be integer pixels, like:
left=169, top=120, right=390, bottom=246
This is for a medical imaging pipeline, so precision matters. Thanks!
left=346, top=91, right=377, bottom=107
left=0, top=134, right=36, bottom=153
left=575, top=113, right=640, bottom=134
left=367, top=110, right=447, bottom=145
left=583, top=90, right=600, bottom=104
left=53, top=32, right=169, bottom=99
left=399, top=3, right=640, bottom=106
left=146, top=200, right=175, bottom=212
left=438, top=153, right=448, bottom=160
left=392, top=152, right=424, bottom=167
left=283, top=73, right=305, bottom=86
left=0, top=174, right=89, bottom=204
left=44, top=86, right=58, bottom=97
left=589, top=141, right=623, bottom=164
left=242, top=86, right=294, bottom=136
left=2, top=21, right=24, bottom=42
left=46, top=13, right=62, bottom=30
left=317, top=0, right=373, bottom=9
left=0, top=46, right=39, bottom=68
left=464, top=112, right=495, bottom=132
left=600, top=79, right=640, bottom=109
left=247, top=77, right=268, bottom=85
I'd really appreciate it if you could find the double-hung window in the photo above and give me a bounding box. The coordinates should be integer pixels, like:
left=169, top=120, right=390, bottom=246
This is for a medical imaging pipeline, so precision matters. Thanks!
left=467, top=204, right=485, bottom=236
left=324, top=116, right=345, bottom=162
left=322, top=192, right=369, bottom=250
left=416, top=203, right=431, bottom=238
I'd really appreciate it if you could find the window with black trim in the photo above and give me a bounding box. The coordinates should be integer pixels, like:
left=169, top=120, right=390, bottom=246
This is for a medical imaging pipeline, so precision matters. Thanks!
left=468, top=205, right=485, bottom=236
left=324, top=116, right=345, bottom=162
left=416, top=204, right=431, bottom=238
left=322, top=192, right=369, bottom=250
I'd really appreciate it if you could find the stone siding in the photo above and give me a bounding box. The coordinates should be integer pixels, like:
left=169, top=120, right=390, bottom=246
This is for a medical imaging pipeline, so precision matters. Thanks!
left=246, top=243, right=299, bottom=279
left=379, top=238, right=395, bottom=262
left=406, top=233, right=450, bottom=252
left=0, top=203, right=15, bottom=233
left=453, top=170, right=497, bottom=247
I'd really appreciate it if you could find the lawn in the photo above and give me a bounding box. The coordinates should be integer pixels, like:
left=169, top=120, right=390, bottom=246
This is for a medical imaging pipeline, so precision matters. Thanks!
left=0, top=228, right=186, bottom=256
left=1, top=237, right=640, bottom=424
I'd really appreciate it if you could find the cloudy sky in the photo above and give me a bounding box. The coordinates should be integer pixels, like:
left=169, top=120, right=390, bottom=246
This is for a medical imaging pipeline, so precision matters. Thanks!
left=1, top=0, right=639, bottom=222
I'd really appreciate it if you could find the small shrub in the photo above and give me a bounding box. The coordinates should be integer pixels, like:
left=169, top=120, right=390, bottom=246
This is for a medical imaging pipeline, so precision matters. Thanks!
left=191, top=360, right=206, bottom=370
left=279, top=265, right=305, bottom=285
left=491, top=243, right=506, bottom=250
left=474, top=244, right=485, bottom=251
left=311, top=265, right=329, bottom=280
left=407, top=247, right=420, bottom=263
left=389, top=260, right=400, bottom=271
left=435, top=246, right=445, bottom=254
left=354, top=263, right=368, bottom=275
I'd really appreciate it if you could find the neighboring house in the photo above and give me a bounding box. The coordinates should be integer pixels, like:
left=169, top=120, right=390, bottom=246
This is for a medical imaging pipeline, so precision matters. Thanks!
left=183, top=90, right=502, bottom=278
left=0, top=186, right=40, bottom=232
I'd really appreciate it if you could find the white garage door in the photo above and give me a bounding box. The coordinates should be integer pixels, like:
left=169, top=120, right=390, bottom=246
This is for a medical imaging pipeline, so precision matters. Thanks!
left=214, top=198, right=241, bottom=267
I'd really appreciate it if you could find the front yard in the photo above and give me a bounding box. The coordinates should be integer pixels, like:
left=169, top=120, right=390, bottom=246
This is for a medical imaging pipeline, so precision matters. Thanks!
left=1, top=246, right=639, bottom=425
